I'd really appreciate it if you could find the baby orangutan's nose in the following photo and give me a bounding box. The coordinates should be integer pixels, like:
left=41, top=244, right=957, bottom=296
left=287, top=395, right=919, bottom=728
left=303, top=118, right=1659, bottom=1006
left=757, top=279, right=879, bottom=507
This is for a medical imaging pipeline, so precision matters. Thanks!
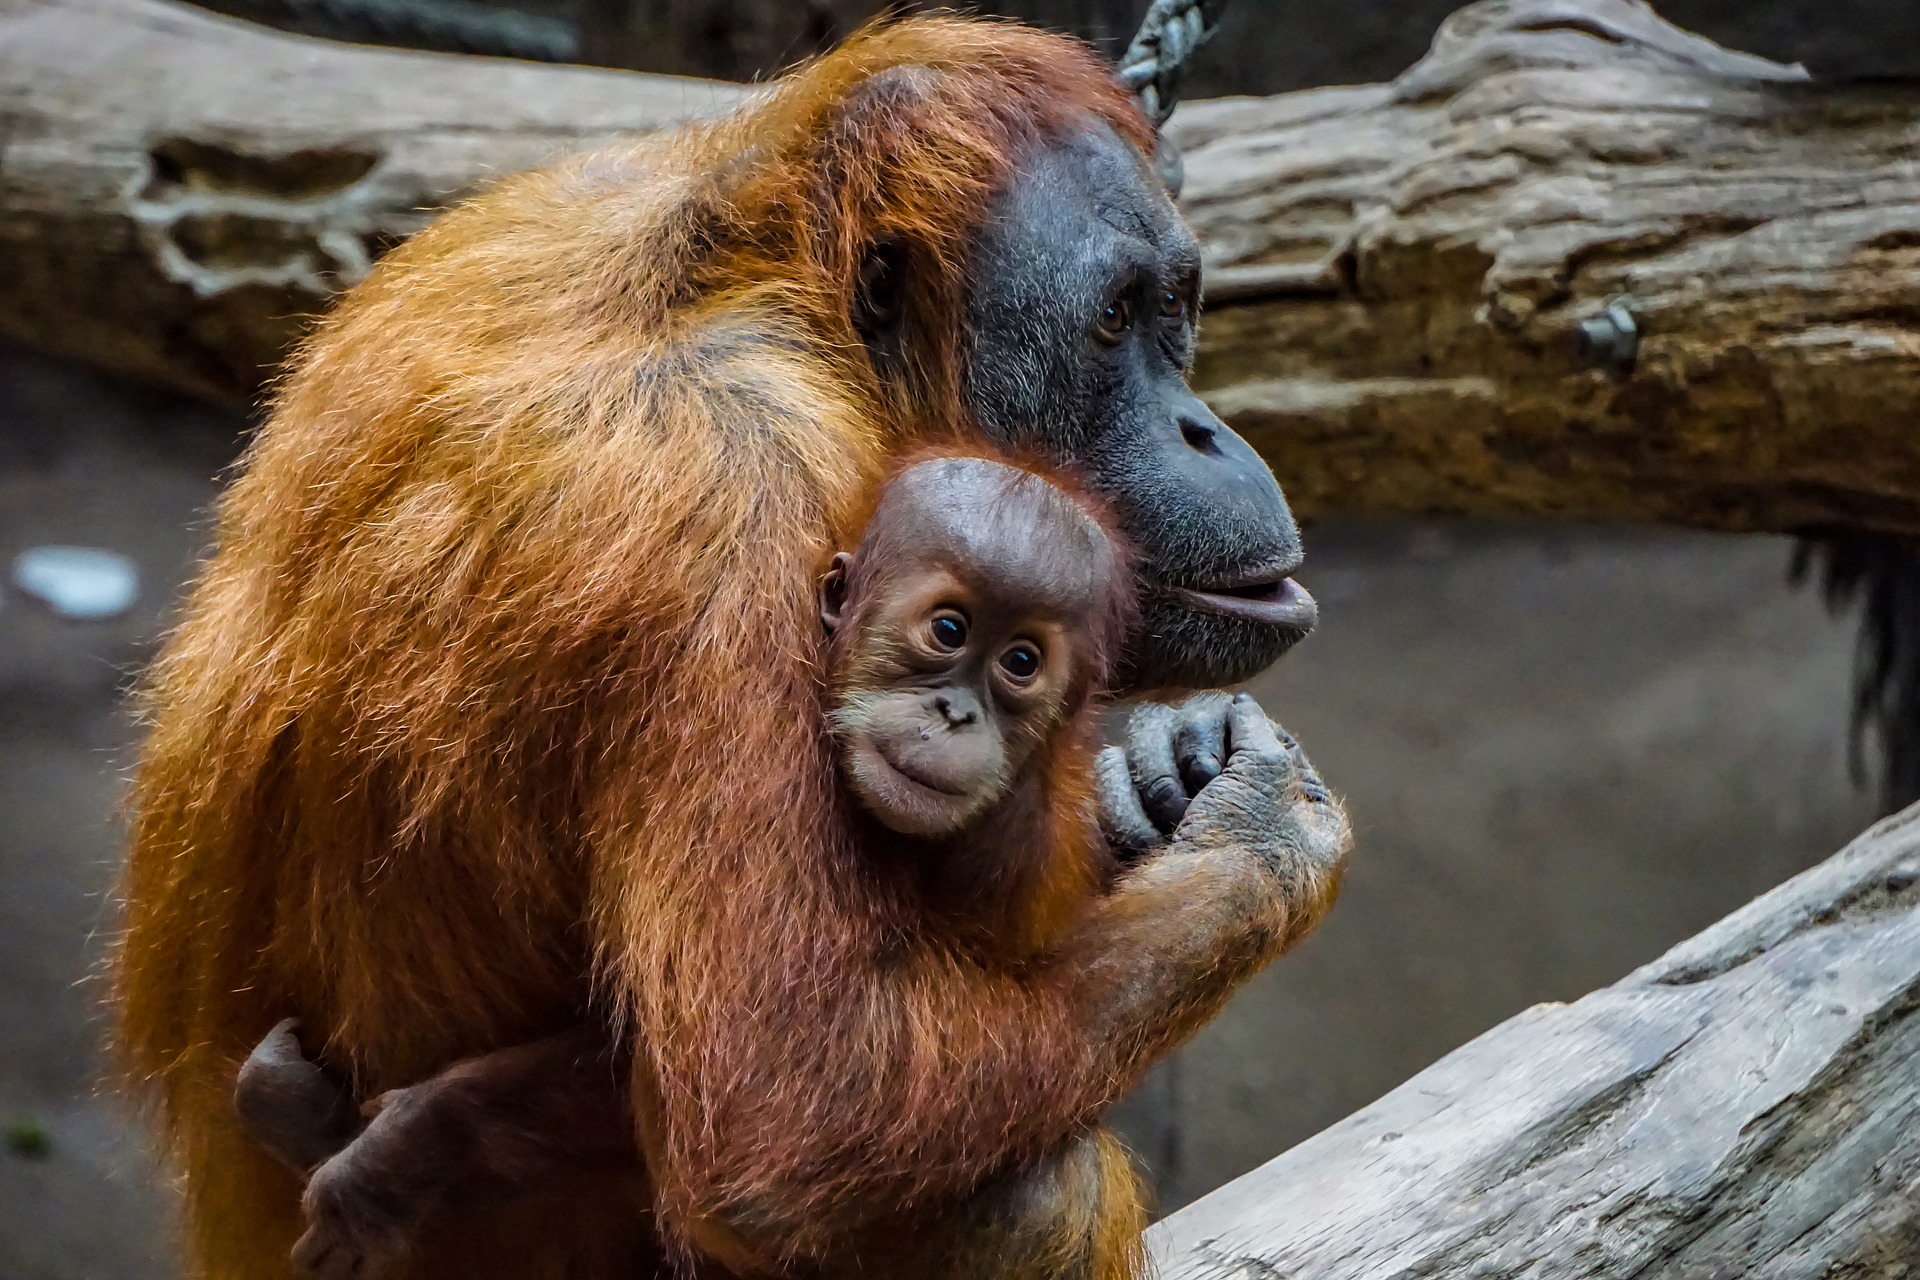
left=932, top=690, right=980, bottom=729
left=873, top=687, right=1004, bottom=799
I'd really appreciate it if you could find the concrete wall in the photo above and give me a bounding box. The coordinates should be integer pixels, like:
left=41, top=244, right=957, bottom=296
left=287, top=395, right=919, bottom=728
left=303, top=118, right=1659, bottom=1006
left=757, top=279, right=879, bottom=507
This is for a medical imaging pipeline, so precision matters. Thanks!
left=0, top=348, right=230, bottom=1280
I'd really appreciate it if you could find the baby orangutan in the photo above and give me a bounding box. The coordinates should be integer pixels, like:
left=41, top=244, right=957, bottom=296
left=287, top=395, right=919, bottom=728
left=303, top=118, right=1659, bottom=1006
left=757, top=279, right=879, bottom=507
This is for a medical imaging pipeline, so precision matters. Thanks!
left=239, top=455, right=1158, bottom=1278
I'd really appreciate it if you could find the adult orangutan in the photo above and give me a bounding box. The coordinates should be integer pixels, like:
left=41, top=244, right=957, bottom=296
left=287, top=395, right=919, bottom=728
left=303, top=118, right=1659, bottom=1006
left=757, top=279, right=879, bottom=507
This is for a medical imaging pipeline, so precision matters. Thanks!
left=115, top=17, right=1347, bottom=1280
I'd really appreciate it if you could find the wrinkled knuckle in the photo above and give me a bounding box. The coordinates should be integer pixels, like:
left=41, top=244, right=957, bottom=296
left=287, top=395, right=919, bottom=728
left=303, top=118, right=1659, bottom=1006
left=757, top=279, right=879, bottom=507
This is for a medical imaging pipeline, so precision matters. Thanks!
left=1207, top=775, right=1260, bottom=806
left=1142, top=776, right=1183, bottom=808
left=1239, top=743, right=1289, bottom=769
left=1228, top=766, right=1288, bottom=802
left=1185, top=803, right=1266, bottom=843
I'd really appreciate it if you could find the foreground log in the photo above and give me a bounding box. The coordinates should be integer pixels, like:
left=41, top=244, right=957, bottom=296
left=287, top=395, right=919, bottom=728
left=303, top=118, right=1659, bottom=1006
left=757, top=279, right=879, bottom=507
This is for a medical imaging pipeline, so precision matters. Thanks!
left=5, top=0, right=1920, bottom=536
left=1147, top=804, right=1920, bottom=1277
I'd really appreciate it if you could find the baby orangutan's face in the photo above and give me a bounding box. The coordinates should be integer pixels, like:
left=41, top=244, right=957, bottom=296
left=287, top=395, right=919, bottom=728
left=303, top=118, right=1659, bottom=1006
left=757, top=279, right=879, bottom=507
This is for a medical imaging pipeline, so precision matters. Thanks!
left=821, top=461, right=1119, bottom=838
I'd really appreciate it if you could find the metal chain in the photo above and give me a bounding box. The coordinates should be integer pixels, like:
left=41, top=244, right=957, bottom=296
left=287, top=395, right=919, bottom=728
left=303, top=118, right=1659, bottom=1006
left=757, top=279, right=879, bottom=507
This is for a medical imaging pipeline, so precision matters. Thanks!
left=1115, top=0, right=1233, bottom=127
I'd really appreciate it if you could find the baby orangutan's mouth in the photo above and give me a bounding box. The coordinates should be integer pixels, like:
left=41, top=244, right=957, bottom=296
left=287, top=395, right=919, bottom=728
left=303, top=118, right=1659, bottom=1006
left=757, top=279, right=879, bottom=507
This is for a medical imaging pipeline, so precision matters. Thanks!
left=874, top=745, right=972, bottom=797
left=1174, top=573, right=1318, bottom=634
left=841, top=736, right=991, bottom=839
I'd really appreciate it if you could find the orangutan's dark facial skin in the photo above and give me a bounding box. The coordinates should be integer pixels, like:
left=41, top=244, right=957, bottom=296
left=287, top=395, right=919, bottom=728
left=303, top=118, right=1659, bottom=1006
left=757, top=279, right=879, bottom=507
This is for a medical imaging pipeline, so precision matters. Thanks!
left=956, top=120, right=1316, bottom=689
left=821, top=457, right=1121, bottom=839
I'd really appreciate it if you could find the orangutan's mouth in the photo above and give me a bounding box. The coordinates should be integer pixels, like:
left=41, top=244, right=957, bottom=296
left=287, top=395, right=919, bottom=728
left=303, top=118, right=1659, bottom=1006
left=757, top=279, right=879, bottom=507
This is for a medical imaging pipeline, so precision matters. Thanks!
left=1175, top=576, right=1318, bottom=634
left=873, top=744, right=973, bottom=798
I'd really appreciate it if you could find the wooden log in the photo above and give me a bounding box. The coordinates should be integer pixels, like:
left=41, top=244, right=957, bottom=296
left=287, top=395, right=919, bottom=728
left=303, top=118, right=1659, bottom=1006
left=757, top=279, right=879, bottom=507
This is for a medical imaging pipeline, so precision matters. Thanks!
left=1146, top=803, right=1920, bottom=1277
left=4, top=0, right=1920, bottom=537
left=0, top=0, right=745, bottom=404
left=1175, top=0, right=1920, bottom=536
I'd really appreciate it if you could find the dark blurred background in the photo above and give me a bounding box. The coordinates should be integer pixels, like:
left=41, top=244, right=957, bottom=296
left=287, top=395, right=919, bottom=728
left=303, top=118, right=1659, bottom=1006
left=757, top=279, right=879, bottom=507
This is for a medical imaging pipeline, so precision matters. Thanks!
left=203, top=0, right=1920, bottom=88
left=1, top=1, right=1913, bottom=1275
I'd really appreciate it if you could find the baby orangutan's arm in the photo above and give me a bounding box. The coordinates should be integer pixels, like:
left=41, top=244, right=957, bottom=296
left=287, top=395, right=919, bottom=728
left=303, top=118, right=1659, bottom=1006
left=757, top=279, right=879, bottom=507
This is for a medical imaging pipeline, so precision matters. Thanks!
left=235, top=1020, right=631, bottom=1280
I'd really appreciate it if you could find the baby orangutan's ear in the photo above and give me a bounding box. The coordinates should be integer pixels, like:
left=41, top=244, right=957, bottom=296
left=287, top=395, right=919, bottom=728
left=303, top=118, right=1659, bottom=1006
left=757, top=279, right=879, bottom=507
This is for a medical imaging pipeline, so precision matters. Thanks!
left=819, top=552, right=854, bottom=635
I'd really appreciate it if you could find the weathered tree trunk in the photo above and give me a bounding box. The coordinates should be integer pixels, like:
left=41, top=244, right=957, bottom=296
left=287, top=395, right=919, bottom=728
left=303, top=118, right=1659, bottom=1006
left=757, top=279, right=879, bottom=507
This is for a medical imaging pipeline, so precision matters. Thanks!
left=1148, top=805, right=1920, bottom=1277
left=0, top=0, right=745, bottom=404
left=5, top=0, right=1920, bottom=537
left=1176, top=0, right=1920, bottom=537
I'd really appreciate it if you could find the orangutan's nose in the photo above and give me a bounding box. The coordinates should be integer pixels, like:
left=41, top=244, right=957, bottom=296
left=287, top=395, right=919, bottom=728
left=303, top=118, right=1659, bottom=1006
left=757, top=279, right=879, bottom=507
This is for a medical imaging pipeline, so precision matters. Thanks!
left=933, top=690, right=980, bottom=728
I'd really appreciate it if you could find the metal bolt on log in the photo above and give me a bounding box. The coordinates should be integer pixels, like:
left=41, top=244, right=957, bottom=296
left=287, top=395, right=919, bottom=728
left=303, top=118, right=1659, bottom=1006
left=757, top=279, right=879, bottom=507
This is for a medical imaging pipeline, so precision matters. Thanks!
left=1576, top=296, right=1642, bottom=378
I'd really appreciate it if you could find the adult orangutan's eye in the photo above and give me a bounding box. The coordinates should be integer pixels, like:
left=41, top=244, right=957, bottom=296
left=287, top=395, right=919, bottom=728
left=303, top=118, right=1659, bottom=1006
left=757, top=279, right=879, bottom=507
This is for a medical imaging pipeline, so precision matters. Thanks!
left=998, top=643, right=1041, bottom=683
left=1095, top=297, right=1132, bottom=344
left=928, top=612, right=968, bottom=651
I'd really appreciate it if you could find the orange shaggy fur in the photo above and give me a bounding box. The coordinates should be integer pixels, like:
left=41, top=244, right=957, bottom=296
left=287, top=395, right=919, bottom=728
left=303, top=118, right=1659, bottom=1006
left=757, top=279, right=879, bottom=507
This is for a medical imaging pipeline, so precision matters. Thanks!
left=117, top=17, right=1163, bottom=1280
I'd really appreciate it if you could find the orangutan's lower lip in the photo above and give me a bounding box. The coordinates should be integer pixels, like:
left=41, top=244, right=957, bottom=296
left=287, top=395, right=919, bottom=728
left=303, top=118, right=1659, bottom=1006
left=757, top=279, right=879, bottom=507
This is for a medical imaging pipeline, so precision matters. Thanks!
left=874, top=746, right=971, bottom=797
left=1174, top=578, right=1319, bottom=633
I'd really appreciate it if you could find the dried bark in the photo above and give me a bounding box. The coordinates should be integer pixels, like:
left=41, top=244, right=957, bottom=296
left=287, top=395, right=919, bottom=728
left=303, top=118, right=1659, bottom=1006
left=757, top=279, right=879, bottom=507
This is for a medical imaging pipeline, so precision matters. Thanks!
left=0, top=0, right=745, bottom=404
left=1175, top=0, right=1920, bottom=536
left=1147, top=804, right=1920, bottom=1278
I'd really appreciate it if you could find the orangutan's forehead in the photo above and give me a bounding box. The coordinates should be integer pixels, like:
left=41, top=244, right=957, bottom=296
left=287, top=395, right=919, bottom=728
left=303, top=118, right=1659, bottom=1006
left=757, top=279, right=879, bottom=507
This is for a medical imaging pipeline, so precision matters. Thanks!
left=863, top=459, right=1114, bottom=611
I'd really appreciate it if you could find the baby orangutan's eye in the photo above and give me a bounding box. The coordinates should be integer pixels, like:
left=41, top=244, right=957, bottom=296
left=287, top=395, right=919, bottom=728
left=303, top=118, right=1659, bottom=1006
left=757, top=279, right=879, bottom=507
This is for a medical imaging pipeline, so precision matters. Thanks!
left=998, top=643, right=1041, bottom=683
left=928, top=611, right=968, bottom=651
